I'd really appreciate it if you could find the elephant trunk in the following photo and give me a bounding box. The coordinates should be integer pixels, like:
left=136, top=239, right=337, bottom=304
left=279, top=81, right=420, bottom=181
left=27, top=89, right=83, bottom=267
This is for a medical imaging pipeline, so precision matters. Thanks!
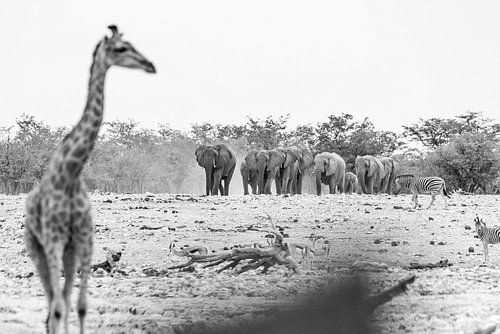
left=242, top=173, right=249, bottom=195
left=315, top=171, right=322, bottom=196
left=257, top=164, right=266, bottom=194
left=280, top=167, right=291, bottom=194
left=357, top=169, right=368, bottom=194
left=264, top=169, right=274, bottom=195
left=204, top=165, right=213, bottom=195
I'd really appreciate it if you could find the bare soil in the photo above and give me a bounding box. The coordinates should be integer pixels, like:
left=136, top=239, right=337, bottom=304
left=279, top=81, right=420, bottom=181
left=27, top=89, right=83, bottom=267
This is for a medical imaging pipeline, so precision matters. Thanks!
left=0, top=193, right=499, bottom=333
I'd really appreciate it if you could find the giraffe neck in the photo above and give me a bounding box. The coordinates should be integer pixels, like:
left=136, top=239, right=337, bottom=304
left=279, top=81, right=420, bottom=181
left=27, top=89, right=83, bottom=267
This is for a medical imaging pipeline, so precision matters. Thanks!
left=51, top=44, right=109, bottom=181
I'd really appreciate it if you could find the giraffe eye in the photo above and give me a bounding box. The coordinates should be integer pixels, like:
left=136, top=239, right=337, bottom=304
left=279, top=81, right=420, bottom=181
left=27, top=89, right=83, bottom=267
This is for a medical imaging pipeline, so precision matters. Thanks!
left=114, top=47, right=128, bottom=53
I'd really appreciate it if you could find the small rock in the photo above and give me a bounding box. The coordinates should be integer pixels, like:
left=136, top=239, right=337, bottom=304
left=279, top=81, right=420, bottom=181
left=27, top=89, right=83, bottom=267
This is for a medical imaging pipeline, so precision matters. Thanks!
left=468, top=247, right=474, bottom=252
left=374, top=239, right=382, bottom=244
left=428, top=217, right=434, bottom=221
left=430, top=241, right=435, bottom=245
left=103, top=199, right=112, bottom=203
left=438, top=241, right=446, bottom=245
left=93, top=268, right=106, bottom=277
left=391, top=241, right=400, bottom=247
left=464, top=225, right=471, bottom=230
left=393, top=205, right=403, bottom=209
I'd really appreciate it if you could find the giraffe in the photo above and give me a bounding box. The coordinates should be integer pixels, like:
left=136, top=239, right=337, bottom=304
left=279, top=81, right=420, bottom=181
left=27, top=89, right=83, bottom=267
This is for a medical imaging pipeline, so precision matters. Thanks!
left=24, top=25, right=155, bottom=334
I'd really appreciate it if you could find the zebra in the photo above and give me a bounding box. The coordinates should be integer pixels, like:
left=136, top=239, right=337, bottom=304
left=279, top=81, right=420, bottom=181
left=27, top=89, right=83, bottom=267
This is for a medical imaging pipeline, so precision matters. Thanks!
left=475, top=216, right=500, bottom=262
left=393, top=174, right=450, bottom=209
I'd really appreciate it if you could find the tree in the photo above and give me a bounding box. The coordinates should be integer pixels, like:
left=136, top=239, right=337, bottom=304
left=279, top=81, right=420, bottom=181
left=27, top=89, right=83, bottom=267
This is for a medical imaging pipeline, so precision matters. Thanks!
left=315, top=113, right=357, bottom=154
left=432, top=132, right=500, bottom=193
left=245, top=114, right=289, bottom=150
left=315, top=114, right=402, bottom=169
left=403, top=111, right=500, bottom=149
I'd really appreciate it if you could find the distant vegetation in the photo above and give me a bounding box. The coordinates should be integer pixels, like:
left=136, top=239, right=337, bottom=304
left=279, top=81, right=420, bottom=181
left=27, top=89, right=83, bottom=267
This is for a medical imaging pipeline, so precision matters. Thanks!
left=0, top=111, right=499, bottom=194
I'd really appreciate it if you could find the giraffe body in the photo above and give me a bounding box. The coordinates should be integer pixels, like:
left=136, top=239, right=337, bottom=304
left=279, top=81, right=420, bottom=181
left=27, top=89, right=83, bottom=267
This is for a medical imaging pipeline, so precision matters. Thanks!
left=24, top=25, right=155, bottom=334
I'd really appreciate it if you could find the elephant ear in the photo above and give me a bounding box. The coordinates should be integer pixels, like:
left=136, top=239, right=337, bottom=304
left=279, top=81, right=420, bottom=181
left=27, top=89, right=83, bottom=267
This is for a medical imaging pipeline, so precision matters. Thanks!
left=379, top=157, right=392, bottom=175
left=214, top=144, right=232, bottom=168
left=283, top=147, right=301, bottom=168
left=195, top=145, right=207, bottom=167
left=245, top=150, right=258, bottom=170
left=392, top=160, right=400, bottom=174
left=299, top=148, right=313, bottom=172
left=374, top=158, right=385, bottom=179
left=268, top=149, right=286, bottom=171
left=326, top=155, right=338, bottom=176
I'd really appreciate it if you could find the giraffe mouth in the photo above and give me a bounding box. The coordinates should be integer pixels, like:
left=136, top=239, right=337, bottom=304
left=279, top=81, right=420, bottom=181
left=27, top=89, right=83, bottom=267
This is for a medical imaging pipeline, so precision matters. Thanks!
left=144, top=62, right=156, bottom=74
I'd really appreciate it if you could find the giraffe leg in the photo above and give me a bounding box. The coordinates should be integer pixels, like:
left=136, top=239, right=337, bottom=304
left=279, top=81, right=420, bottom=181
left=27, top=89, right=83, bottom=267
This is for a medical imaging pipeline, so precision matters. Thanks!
left=62, top=246, right=76, bottom=334
left=77, top=255, right=91, bottom=334
left=75, top=213, right=94, bottom=334
left=24, top=228, right=54, bottom=330
left=45, top=245, right=66, bottom=334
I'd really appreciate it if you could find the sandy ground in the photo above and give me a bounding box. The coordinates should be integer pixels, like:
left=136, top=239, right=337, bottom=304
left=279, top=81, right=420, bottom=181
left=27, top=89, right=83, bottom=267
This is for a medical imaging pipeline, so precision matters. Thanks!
left=0, top=192, right=499, bottom=333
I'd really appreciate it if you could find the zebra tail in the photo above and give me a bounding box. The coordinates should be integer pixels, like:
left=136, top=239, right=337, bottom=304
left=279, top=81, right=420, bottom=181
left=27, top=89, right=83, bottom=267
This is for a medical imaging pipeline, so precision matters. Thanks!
left=443, top=186, right=451, bottom=198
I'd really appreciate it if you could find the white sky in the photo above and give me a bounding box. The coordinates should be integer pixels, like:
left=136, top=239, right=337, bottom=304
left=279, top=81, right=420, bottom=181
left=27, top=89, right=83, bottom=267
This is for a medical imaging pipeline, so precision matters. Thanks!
left=1, top=1, right=499, bottom=134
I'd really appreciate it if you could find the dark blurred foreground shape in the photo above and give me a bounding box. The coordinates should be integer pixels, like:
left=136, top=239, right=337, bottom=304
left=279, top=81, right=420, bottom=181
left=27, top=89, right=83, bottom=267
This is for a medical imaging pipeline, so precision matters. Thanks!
left=189, top=275, right=415, bottom=334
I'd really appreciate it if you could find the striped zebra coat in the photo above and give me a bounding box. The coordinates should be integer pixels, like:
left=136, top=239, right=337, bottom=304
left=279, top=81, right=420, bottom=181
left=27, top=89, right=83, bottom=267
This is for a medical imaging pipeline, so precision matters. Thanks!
left=475, top=216, right=500, bottom=262
left=393, top=175, right=450, bottom=209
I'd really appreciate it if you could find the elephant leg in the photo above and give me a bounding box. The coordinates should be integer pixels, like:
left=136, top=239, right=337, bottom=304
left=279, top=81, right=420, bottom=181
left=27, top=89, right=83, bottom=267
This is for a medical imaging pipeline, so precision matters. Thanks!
left=338, top=174, right=345, bottom=194
left=219, top=182, right=224, bottom=195
left=242, top=175, right=249, bottom=195
left=328, top=177, right=335, bottom=194
left=296, top=173, right=303, bottom=195
left=367, top=178, right=374, bottom=195
left=212, top=169, right=223, bottom=196
left=224, top=166, right=235, bottom=196
left=275, top=179, right=281, bottom=195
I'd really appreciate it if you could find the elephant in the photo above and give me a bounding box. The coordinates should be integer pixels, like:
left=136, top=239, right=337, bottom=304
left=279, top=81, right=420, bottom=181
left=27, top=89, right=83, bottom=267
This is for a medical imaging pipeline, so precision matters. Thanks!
left=355, top=155, right=385, bottom=194
left=273, top=146, right=314, bottom=195
left=344, top=172, right=358, bottom=194
left=241, top=150, right=259, bottom=195
left=288, top=147, right=314, bottom=194
left=376, top=156, right=399, bottom=194
left=313, top=152, right=346, bottom=195
left=256, top=149, right=285, bottom=195
left=195, top=144, right=236, bottom=196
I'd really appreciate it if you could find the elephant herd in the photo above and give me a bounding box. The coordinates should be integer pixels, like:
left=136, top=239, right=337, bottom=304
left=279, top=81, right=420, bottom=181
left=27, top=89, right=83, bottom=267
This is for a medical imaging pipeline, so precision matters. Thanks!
left=195, top=144, right=399, bottom=196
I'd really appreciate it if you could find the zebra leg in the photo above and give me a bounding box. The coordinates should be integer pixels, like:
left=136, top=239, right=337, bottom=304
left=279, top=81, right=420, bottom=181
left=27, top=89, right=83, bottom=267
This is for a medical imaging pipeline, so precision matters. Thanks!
left=442, top=194, right=448, bottom=209
left=426, top=194, right=436, bottom=209
left=412, top=194, right=418, bottom=209
left=483, top=241, right=489, bottom=262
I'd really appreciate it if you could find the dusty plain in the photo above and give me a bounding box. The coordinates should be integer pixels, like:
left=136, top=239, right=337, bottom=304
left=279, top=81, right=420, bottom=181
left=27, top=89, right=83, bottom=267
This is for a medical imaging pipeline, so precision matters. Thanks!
left=0, top=192, right=499, bottom=333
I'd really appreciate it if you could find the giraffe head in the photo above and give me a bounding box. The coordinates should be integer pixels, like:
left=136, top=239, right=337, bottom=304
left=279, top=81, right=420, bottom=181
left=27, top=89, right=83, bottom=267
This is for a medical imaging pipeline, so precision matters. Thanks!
left=97, top=25, right=156, bottom=73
